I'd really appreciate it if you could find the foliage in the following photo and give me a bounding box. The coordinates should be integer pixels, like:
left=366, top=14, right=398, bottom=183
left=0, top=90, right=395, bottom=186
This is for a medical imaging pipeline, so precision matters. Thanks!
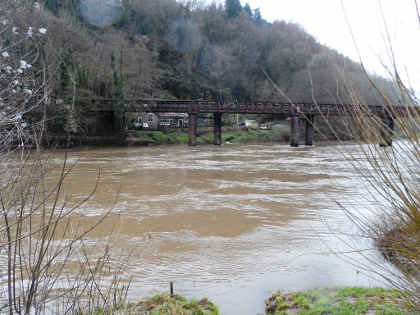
left=225, top=0, right=242, bottom=18
left=128, top=293, right=219, bottom=315
left=322, top=7, right=419, bottom=310
left=336, top=76, right=420, bottom=311
left=111, top=52, right=125, bottom=133
left=265, top=287, right=409, bottom=315
left=131, top=131, right=185, bottom=144
left=0, top=2, right=129, bottom=314
left=130, top=127, right=291, bottom=145
left=0, top=0, right=47, bottom=149
left=146, top=131, right=171, bottom=143
left=11, top=0, right=398, bottom=141
left=243, top=3, right=252, bottom=18
left=43, top=0, right=80, bottom=16
left=253, top=8, right=263, bottom=25
left=310, top=4, right=420, bottom=311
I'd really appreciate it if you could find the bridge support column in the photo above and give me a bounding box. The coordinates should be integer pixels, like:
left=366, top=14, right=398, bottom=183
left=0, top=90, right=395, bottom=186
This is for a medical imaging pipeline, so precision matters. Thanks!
left=188, top=113, right=198, bottom=146
left=290, top=115, right=300, bottom=147
left=305, top=114, right=314, bottom=146
left=213, top=112, right=222, bottom=145
left=379, top=111, right=394, bottom=147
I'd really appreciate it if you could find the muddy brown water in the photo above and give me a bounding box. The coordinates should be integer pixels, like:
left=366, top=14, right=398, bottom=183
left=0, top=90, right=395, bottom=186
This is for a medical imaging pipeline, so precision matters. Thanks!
left=8, top=143, right=400, bottom=314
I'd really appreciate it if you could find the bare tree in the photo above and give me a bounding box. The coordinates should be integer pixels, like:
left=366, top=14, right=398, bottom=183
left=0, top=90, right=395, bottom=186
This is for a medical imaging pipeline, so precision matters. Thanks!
left=0, top=2, right=130, bottom=314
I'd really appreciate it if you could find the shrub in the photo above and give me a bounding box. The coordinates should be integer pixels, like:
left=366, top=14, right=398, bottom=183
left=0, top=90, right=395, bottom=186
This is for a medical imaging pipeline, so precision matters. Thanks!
left=325, top=19, right=420, bottom=313
left=0, top=2, right=128, bottom=313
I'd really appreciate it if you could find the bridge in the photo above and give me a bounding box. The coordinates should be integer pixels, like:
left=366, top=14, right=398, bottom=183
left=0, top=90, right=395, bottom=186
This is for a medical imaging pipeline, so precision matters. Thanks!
left=85, top=98, right=415, bottom=147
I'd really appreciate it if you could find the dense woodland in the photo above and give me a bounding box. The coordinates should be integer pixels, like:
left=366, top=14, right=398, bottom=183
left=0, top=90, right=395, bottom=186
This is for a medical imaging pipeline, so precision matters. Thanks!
left=2, top=0, right=399, bottom=139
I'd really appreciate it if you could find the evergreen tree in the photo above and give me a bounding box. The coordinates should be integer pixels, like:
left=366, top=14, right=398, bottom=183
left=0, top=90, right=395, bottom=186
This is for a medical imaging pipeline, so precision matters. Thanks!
left=66, top=0, right=80, bottom=15
left=244, top=3, right=253, bottom=18
left=43, top=0, right=80, bottom=15
left=111, top=53, right=125, bottom=133
left=225, top=0, right=242, bottom=18
left=253, top=8, right=263, bottom=25
left=76, top=66, right=89, bottom=89
left=59, top=53, right=72, bottom=95
left=44, top=0, right=58, bottom=15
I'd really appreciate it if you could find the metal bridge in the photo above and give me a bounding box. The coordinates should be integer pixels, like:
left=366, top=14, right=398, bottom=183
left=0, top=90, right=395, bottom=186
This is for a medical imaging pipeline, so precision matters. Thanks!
left=84, top=98, right=416, bottom=147
left=89, top=99, right=411, bottom=115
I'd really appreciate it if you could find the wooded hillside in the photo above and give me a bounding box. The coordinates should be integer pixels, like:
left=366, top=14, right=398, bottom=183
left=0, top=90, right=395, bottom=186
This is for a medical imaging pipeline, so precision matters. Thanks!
left=2, top=0, right=399, bottom=138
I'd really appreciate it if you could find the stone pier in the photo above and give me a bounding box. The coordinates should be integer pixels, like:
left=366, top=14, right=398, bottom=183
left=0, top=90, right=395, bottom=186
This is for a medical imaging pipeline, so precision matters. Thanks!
left=213, top=113, right=222, bottom=145
left=290, top=115, right=300, bottom=147
left=305, top=114, right=314, bottom=146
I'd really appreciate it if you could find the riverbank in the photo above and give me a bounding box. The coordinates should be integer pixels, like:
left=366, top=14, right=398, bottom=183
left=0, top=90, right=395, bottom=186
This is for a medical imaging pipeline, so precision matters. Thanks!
left=41, top=127, right=291, bottom=148
left=265, top=287, right=409, bottom=314
left=88, top=287, right=409, bottom=314
left=126, top=125, right=291, bottom=146
left=126, top=294, right=219, bottom=314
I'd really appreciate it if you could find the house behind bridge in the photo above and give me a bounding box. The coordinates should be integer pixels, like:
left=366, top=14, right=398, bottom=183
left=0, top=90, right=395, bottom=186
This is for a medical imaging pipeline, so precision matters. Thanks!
left=127, top=112, right=189, bottom=130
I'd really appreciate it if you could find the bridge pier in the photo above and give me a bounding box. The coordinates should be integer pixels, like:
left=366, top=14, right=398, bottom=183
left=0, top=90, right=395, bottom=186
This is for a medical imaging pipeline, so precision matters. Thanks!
left=379, top=111, right=394, bottom=147
left=188, top=113, right=198, bottom=146
left=213, top=112, right=222, bottom=145
left=290, top=115, right=300, bottom=147
left=305, top=114, right=314, bottom=146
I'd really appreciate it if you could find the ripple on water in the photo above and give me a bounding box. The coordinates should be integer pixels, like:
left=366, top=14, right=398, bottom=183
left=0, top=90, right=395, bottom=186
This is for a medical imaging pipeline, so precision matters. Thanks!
left=2, top=143, right=401, bottom=315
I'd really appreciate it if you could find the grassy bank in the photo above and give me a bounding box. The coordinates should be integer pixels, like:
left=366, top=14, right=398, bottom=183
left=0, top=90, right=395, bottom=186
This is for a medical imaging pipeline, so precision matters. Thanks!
left=84, top=287, right=409, bottom=314
left=376, top=225, right=420, bottom=275
left=131, top=294, right=219, bottom=315
left=91, top=293, right=219, bottom=315
left=127, top=125, right=290, bottom=146
left=265, top=287, right=409, bottom=314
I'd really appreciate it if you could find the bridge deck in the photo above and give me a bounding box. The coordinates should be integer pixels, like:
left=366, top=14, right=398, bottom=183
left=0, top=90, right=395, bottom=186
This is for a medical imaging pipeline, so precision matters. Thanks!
left=86, top=99, right=414, bottom=117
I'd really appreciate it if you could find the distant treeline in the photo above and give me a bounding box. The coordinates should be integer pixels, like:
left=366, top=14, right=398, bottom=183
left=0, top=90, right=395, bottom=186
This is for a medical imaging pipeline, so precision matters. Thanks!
left=29, top=0, right=399, bottom=135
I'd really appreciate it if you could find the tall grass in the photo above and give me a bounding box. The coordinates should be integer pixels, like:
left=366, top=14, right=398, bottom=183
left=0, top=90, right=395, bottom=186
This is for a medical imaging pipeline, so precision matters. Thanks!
left=263, top=3, right=420, bottom=310
left=333, top=85, right=419, bottom=309
left=316, top=3, right=420, bottom=310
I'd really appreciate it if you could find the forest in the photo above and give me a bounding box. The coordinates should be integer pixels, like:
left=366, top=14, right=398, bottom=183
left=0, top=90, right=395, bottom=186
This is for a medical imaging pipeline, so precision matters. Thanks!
left=2, top=0, right=399, bottom=140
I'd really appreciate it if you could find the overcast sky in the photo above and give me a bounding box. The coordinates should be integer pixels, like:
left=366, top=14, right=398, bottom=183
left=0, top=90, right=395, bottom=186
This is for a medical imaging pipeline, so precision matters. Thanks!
left=241, top=0, right=420, bottom=89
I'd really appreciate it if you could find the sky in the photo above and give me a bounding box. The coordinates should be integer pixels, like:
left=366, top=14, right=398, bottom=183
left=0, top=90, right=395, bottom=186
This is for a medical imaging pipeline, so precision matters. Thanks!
left=242, top=0, right=420, bottom=89
left=80, top=0, right=420, bottom=89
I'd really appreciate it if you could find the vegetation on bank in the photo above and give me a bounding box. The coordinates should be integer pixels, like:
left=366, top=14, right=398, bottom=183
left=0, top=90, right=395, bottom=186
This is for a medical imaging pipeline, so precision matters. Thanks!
left=128, top=124, right=291, bottom=146
left=131, top=294, right=219, bottom=315
left=332, top=8, right=420, bottom=310
left=84, top=287, right=410, bottom=314
left=88, top=294, right=219, bottom=315
left=265, top=287, right=410, bottom=315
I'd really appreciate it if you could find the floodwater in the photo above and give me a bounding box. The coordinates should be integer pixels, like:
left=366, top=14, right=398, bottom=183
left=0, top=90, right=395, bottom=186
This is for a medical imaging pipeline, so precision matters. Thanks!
left=39, top=144, right=400, bottom=314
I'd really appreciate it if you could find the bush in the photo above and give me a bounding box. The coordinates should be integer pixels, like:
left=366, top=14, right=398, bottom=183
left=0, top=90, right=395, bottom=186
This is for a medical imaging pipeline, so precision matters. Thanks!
left=0, top=2, right=128, bottom=313
left=330, top=37, right=420, bottom=314
left=265, top=287, right=408, bottom=314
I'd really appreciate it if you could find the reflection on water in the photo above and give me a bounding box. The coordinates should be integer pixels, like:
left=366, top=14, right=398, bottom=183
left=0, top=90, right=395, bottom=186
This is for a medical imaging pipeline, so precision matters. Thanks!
left=13, top=144, right=400, bottom=314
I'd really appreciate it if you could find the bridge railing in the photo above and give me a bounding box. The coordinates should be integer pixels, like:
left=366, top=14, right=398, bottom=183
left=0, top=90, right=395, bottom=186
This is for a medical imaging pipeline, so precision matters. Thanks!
left=80, top=97, right=417, bottom=117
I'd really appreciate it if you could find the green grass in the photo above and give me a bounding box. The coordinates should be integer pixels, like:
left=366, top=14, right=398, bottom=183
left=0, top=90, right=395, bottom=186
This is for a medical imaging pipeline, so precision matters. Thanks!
left=197, top=132, right=215, bottom=144
left=265, top=287, right=409, bottom=315
left=131, top=294, right=219, bottom=315
left=170, top=132, right=189, bottom=143
left=132, top=127, right=290, bottom=145
left=84, top=294, right=219, bottom=315
left=148, top=131, right=171, bottom=142
left=133, top=131, right=188, bottom=144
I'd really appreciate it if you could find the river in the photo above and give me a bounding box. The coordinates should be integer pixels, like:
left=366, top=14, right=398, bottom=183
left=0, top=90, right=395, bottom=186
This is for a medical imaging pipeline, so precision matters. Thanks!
left=42, top=143, right=397, bottom=314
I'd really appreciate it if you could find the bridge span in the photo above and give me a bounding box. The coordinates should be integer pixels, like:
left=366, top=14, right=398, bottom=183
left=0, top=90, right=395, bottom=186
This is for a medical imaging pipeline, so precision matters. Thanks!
left=85, top=98, right=415, bottom=147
